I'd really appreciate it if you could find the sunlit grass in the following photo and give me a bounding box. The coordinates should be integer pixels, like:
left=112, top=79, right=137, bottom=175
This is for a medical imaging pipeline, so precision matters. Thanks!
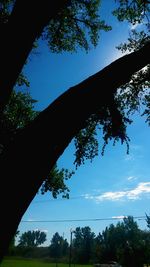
left=1, top=258, right=48, bottom=267
left=1, top=258, right=91, bottom=267
left=2, top=258, right=150, bottom=267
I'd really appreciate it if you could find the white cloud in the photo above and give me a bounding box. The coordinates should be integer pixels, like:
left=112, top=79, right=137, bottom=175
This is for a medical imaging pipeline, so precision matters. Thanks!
left=130, top=22, right=140, bottom=30
left=127, top=176, right=135, bottom=181
left=34, top=229, right=48, bottom=233
left=112, top=215, right=127, bottom=220
left=43, top=230, right=48, bottom=233
left=127, top=182, right=150, bottom=199
left=84, top=193, right=95, bottom=200
left=124, top=154, right=135, bottom=161
left=129, top=18, right=145, bottom=30
left=124, top=144, right=143, bottom=162
left=84, top=182, right=150, bottom=202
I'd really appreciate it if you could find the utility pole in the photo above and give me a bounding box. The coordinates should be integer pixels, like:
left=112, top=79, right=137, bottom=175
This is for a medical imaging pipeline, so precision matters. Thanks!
left=69, top=229, right=74, bottom=267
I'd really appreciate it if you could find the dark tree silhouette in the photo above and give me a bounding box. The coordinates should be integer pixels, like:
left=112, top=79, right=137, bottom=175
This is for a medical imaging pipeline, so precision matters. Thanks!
left=18, top=230, right=46, bottom=248
left=0, top=0, right=150, bottom=262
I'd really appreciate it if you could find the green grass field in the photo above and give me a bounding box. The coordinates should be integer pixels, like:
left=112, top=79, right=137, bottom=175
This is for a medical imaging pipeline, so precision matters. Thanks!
left=1, top=258, right=47, bottom=267
left=1, top=259, right=150, bottom=267
left=0, top=258, right=91, bottom=267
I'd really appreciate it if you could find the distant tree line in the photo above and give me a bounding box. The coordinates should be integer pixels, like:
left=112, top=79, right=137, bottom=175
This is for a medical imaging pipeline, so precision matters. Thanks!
left=8, top=215, right=150, bottom=267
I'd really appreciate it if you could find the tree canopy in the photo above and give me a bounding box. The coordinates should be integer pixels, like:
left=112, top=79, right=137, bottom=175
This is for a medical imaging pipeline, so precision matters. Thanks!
left=49, top=232, right=69, bottom=259
left=9, top=217, right=150, bottom=266
left=18, top=230, right=46, bottom=248
left=0, top=0, right=150, bottom=262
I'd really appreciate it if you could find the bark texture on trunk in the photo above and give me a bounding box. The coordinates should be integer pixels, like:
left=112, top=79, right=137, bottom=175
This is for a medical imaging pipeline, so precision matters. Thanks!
left=0, top=41, right=150, bottom=261
left=0, top=0, right=67, bottom=111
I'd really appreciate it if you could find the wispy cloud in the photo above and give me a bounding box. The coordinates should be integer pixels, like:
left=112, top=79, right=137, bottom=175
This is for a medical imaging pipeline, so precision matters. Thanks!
left=131, top=144, right=143, bottom=151
left=26, top=219, right=34, bottom=222
left=84, top=182, right=150, bottom=202
left=34, top=229, right=48, bottom=233
left=112, top=215, right=127, bottom=220
left=129, top=19, right=145, bottom=30
left=130, top=22, right=140, bottom=30
left=124, top=144, right=143, bottom=162
left=127, top=176, right=136, bottom=181
left=124, top=154, right=135, bottom=161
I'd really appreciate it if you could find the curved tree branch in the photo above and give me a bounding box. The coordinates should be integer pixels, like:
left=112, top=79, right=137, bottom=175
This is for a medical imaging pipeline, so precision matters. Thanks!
left=0, top=41, right=150, bottom=260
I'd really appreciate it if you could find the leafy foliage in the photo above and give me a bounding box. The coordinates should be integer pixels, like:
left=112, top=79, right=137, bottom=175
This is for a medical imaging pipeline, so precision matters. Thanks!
left=0, top=0, right=14, bottom=24
left=42, top=0, right=111, bottom=53
left=74, top=98, right=132, bottom=167
left=117, top=30, right=150, bottom=52
left=16, top=73, right=30, bottom=88
left=74, top=0, right=150, bottom=168
left=0, top=90, right=73, bottom=199
left=0, top=91, right=38, bottom=152
left=73, top=226, right=95, bottom=264
left=0, top=0, right=111, bottom=54
left=3, top=91, right=37, bottom=129
left=18, top=230, right=46, bottom=248
left=96, top=216, right=147, bottom=267
left=143, top=93, right=150, bottom=125
left=49, top=232, right=69, bottom=258
left=113, top=1, right=150, bottom=131
left=8, top=218, right=150, bottom=264
left=146, top=213, right=150, bottom=228
left=113, top=0, right=150, bottom=27
left=8, top=230, right=19, bottom=256
left=41, top=164, right=74, bottom=198
left=116, top=30, right=150, bottom=124
left=74, top=115, right=99, bottom=167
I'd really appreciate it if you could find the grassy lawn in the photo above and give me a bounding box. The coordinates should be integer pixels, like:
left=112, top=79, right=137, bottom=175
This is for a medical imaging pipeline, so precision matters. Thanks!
left=1, top=259, right=150, bottom=267
left=0, top=258, right=91, bottom=267
left=1, top=258, right=51, bottom=267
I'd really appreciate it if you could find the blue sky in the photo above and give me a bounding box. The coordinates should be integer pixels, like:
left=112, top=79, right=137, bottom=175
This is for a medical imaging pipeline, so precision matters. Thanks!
left=17, top=1, right=150, bottom=245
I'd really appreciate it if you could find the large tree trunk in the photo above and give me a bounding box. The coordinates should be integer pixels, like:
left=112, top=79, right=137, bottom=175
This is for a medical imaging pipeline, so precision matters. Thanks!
left=0, top=41, right=150, bottom=261
left=0, top=0, right=68, bottom=112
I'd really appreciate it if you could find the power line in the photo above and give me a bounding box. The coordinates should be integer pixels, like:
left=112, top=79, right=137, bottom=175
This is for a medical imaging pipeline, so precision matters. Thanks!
left=32, top=192, right=113, bottom=204
left=21, top=216, right=146, bottom=223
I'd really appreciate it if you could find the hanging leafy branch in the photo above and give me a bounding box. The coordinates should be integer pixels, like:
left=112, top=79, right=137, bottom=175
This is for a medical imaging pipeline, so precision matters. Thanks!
left=41, top=164, right=74, bottom=198
left=113, top=0, right=150, bottom=27
left=74, top=95, right=132, bottom=168
left=73, top=0, right=150, bottom=168
left=42, top=0, right=111, bottom=53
